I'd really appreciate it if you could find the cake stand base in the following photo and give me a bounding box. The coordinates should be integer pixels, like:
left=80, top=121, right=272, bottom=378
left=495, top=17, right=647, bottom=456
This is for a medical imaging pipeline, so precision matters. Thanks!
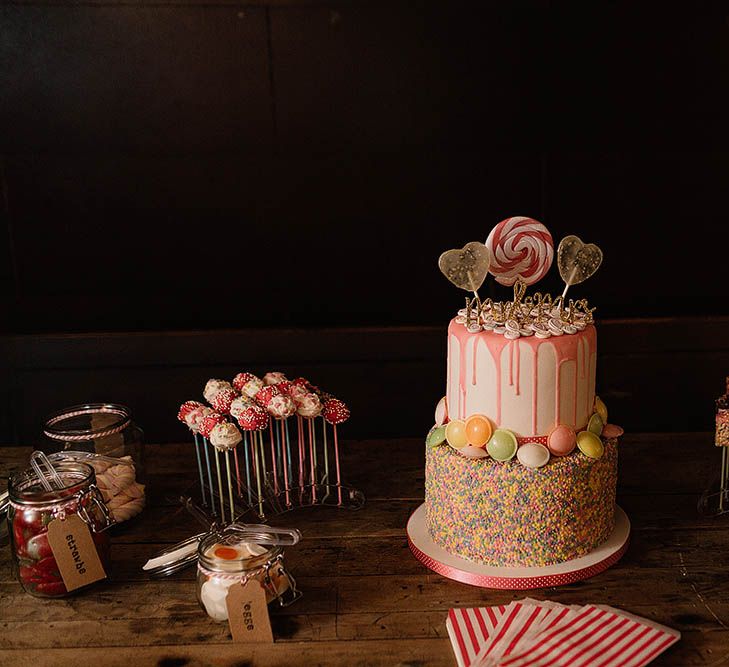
left=407, top=503, right=630, bottom=590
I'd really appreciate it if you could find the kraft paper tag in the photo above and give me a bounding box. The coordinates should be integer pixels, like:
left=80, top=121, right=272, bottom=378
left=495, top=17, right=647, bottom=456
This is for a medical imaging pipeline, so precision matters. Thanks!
left=226, top=579, right=274, bottom=643
left=47, top=514, right=106, bottom=592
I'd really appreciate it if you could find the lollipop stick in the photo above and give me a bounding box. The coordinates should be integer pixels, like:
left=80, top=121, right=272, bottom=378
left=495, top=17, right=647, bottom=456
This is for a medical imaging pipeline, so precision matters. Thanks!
left=278, top=419, right=291, bottom=506
left=284, top=418, right=294, bottom=507
left=203, top=437, right=215, bottom=514
left=275, top=419, right=283, bottom=482
left=255, top=431, right=264, bottom=516
left=467, top=271, right=480, bottom=302
left=269, top=418, right=279, bottom=495
left=312, top=418, right=319, bottom=500
left=308, top=418, right=317, bottom=504
left=243, top=431, right=252, bottom=506
left=214, top=448, right=225, bottom=524
left=561, top=267, right=578, bottom=299
left=297, top=415, right=305, bottom=502
left=333, top=423, right=343, bottom=506
left=225, top=450, right=235, bottom=521
left=321, top=416, right=331, bottom=502
left=252, top=432, right=262, bottom=516
left=193, top=433, right=207, bottom=505
left=233, top=447, right=242, bottom=496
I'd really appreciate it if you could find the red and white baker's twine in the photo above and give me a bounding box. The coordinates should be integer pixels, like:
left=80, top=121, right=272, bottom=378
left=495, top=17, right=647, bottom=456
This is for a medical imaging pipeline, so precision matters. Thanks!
left=44, top=406, right=130, bottom=441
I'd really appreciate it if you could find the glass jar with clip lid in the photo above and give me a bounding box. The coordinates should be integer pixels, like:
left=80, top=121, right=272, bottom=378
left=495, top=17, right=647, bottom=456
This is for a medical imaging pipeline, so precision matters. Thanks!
left=6, top=451, right=114, bottom=598
left=143, top=499, right=301, bottom=623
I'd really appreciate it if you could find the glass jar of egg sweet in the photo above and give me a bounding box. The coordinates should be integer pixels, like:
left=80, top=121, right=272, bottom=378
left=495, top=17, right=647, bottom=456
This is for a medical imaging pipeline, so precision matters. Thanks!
left=196, top=527, right=301, bottom=622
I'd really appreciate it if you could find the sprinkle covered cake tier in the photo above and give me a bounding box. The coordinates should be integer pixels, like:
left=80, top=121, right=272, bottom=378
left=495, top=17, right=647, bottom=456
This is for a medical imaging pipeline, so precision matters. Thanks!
left=425, top=436, right=618, bottom=567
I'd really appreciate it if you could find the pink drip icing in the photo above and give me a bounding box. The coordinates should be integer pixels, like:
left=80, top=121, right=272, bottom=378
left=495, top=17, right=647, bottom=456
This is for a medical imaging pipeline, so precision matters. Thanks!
left=508, top=340, right=513, bottom=387
left=515, top=340, right=520, bottom=397
left=447, top=319, right=596, bottom=432
left=472, top=339, right=478, bottom=386
left=458, top=334, right=470, bottom=419
left=532, top=345, right=539, bottom=435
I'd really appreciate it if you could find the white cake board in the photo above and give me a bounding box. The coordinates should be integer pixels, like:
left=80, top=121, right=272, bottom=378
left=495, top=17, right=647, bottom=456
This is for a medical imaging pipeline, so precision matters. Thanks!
left=407, top=503, right=630, bottom=590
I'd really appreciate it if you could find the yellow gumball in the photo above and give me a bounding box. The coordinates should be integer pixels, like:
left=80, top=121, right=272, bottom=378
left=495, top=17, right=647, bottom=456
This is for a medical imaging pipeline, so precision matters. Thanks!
left=594, top=396, right=608, bottom=424
left=445, top=419, right=468, bottom=449
left=465, top=414, right=493, bottom=448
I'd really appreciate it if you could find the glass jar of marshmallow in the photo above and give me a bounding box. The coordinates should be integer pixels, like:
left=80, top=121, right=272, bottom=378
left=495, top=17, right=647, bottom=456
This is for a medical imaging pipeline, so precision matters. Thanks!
left=196, top=525, right=301, bottom=622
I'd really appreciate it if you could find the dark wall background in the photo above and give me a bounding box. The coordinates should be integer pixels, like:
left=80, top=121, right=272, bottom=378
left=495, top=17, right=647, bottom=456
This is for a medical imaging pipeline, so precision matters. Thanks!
left=1, top=1, right=728, bottom=444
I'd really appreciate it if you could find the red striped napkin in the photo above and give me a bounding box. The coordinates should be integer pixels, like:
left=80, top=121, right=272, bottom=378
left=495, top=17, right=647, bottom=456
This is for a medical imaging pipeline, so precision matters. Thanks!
left=446, top=600, right=680, bottom=667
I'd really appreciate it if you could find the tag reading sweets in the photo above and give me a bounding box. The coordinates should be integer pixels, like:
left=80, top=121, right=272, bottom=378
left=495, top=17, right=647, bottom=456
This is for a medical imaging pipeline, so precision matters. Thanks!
left=47, top=514, right=106, bottom=592
left=226, top=579, right=274, bottom=643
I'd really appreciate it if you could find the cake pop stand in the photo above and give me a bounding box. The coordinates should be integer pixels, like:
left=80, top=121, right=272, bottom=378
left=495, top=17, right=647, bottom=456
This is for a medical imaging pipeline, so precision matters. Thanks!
left=407, top=504, right=630, bottom=590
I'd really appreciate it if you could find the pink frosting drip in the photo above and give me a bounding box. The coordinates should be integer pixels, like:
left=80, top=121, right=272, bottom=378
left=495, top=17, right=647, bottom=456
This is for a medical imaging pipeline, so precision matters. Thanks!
left=447, top=320, right=597, bottom=436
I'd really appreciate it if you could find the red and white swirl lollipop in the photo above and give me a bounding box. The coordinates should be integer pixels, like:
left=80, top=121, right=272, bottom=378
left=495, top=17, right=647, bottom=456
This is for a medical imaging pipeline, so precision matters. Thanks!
left=486, top=216, right=554, bottom=286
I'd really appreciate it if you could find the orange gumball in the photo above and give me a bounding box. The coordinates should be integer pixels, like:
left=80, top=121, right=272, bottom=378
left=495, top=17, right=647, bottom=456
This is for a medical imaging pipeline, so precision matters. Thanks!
left=465, top=414, right=493, bottom=448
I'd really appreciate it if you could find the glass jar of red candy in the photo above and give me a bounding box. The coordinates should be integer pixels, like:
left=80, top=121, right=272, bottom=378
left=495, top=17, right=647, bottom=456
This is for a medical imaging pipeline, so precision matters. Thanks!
left=7, top=460, right=113, bottom=598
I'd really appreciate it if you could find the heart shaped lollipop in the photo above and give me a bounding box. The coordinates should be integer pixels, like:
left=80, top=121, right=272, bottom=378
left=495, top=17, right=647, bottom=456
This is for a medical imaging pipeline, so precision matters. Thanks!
left=558, top=235, right=603, bottom=297
left=438, top=242, right=491, bottom=295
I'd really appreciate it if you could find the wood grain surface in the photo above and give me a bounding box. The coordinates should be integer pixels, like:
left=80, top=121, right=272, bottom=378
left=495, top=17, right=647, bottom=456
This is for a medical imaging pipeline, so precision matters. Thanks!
left=0, top=433, right=726, bottom=665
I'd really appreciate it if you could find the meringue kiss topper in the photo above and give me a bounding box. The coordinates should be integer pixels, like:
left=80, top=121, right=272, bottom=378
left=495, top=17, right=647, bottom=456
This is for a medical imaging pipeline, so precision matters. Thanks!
left=438, top=241, right=491, bottom=299
left=558, top=234, right=603, bottom=299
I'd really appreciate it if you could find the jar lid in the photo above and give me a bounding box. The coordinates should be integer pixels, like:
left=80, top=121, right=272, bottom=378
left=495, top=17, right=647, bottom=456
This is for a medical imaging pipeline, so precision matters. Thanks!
left=143, top=523, right=301, bottom=578
left=142, top=532, right=208, bottom=578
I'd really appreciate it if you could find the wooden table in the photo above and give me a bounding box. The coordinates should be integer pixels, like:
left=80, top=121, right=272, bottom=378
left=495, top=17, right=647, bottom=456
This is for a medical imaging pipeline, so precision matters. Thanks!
left=0, top=434, right=726, bottom=666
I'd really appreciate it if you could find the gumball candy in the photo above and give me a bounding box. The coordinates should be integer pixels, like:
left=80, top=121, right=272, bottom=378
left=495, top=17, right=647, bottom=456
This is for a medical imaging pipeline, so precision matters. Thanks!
left=232, top=372, right=257, bottom=392
left=178, top=400, right=204, bottom=423
left=204, top=379, right=233, bottom=403
left=577, top=431, right=604, bottom=459
left=587, top=412, right=604, bottom=436
left=445, top=419, right=468, bottom=449
left=434, top=397, right=448, bottom=427
left=426, top=425, right=447, bottom=447
left=517, top=442, right=550, bottom=469
left=460, top=445, right=489, bottom=459
left=263, top=372, right=288, bottom=386
left=209, top=422, right=242, bottom=451
left=486, top=429, right=518, bottom=461
left=255, top=385, right=281, bottom=408
left=594, top=396, right=608, bottom=424
left=465, top=414, right=493, bottom=447
left=296, top=393, right=322, bottom=418
left=199, top=412, right=226, bottom=438
left=237, top=404, right=269, bottom=431
left=211, top=388, right=238, bottom=414
left=548, top=424, right=577, bottom=456
left=268, top=394, right=296, bottom=419
left=485, top=216, right=554, bottom=286
left=602, top=423, right=624, bottom=438
left=322, top=398, right=350, bottom=424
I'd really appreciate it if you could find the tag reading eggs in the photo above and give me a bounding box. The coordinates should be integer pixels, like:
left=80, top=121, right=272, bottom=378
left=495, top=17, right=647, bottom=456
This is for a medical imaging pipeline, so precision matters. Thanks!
left=46, top=514, right=106, bottom=592
left=226, top=579, right=274, bottom=643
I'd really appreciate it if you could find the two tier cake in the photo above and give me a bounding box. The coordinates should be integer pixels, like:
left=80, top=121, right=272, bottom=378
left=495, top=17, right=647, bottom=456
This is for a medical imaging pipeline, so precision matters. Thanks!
left=418, top=216, right=625, bottom=575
